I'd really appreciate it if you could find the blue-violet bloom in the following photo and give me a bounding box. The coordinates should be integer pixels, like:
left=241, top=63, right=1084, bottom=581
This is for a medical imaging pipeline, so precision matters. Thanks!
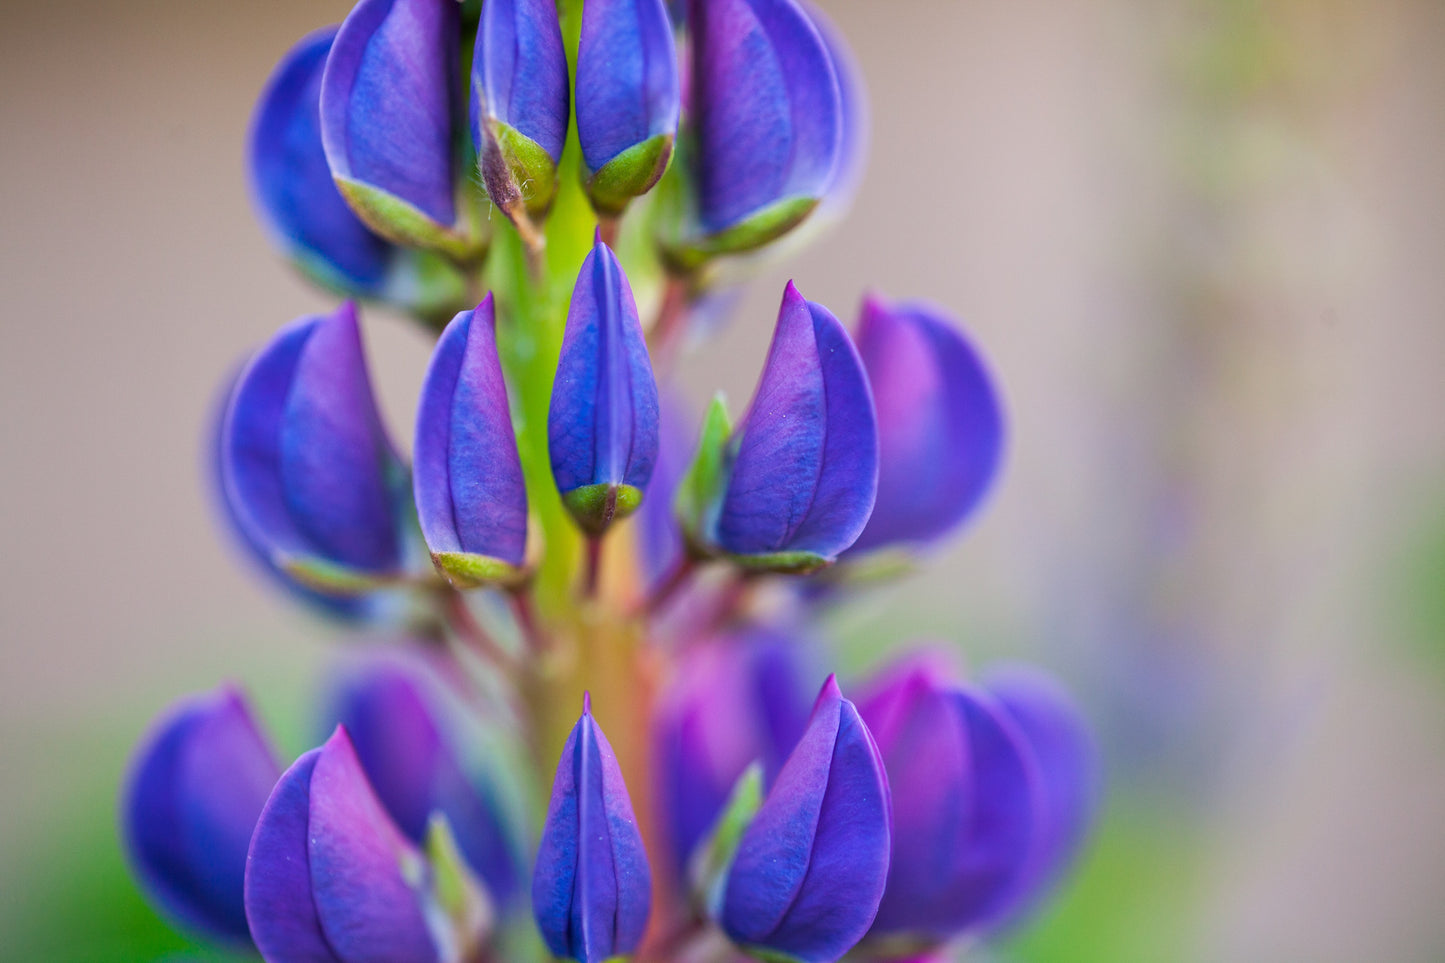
left=720, top=675, right=891, bottom=963
left=576, top=0, right=680, bottom=214
left=549, top=234, right=660, bottom=535
left=413, top=295, right=530, bottom=587
left=246, top=727, right=485, bottom=963
left=249, top=26, right=465, bottom=317
left=983, top=664, right=1101, bottom=923
left=847, top=296, right=1003, bottom=556
left=219, top=302, right=411, bottom=593
left=322, top=0, right=476, bottom=259
left=122, top=686, right=281, bottom=947
left=325, top=652, right=522, bottom=909
left=471, top=0, right=570, bottom=223
left=533, top=694, right=652, bottom=963
left=684, top=282, right=878, bottom=573
left=683, top=0, right=843, bottom=252
left=652, top=625, right=817, bottom=880
left=857, top=657, right=1041, bottom=950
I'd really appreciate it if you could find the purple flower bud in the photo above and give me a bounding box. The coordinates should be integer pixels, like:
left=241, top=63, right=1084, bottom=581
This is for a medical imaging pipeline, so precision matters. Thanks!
left=208, top=367, right=376, bottom=621
left=326, top=653, right=522, bottom=909
left=549, top=236, right=660, bottom=535
left=847, top=297, right=1004, bottom=556
left=533, top=694, right=652, bottom=963
left=720, top=675, right=891, bottom=963
left=321, top=0, right=475, bottom=257
left=652, top=627, right=818, bottom=878
left=577, top=0, right=680, bottom=213
left=245, top=727, right=447, bottom=963
left=471, top=0, right=569, bottom=219
left=219, top=302, right=410, bottom=592
left=702, top=282, right=878, bottom=572
left=858, top=658, right=1041, bottom=948
left=686, top=0, right=843, bottom=248
left=250, top=26, right=467, bottom=318
left=122, top=687, right=280, bottom=946
left=413, top=295, right=530, bottom=587
left=983, top=665, right=1101, bottom=922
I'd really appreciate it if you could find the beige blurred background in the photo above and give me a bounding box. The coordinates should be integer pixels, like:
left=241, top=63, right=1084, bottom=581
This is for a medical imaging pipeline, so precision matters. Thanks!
left=3, top=0, right=1445, bottom=960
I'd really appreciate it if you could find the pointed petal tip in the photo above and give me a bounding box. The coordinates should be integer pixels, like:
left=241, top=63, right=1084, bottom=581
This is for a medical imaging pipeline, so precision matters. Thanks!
left=583, top=691, right=593, bottom=716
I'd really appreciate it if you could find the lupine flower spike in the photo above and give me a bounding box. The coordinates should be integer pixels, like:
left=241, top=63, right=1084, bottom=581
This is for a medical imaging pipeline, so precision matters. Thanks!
left=414, top=295, right=530, bottom=588
left=122, top=687, right=280, bottom=948
left=133, top=5, right=1104, bottom=962
left=549, top=233, right=660, bottom=537
left=533, top=694, right=652, bottom=963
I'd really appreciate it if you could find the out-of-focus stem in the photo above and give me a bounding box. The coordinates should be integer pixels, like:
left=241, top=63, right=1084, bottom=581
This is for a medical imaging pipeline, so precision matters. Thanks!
left=647, top=274, right=692, bottom=371
left=642, top=552, right=700, bottom=616
left=583, top=535, right=603, bottom=598
left=440, top=586, right=518, bottom=673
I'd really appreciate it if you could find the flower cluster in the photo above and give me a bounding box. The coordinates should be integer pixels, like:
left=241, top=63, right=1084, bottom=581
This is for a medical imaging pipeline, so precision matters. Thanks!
left=123, top=2, right=1100, bottom=962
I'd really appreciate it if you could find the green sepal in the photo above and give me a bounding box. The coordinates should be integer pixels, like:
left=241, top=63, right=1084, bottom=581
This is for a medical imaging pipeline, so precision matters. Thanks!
left=660, top=195, right=820, bottom=274
left=585, top=134, right=674, bottom=217
left=423, top=813, right=494, bottom=963
left=674, top=393, right=733, bottom=552
left=278, top=555, right=396, bottom=595
left=336, top=177, right=485, bottom=264
left=724, top=549, right=833, bottom=576
left=431, top=551, right=528, bottom=590
left=561, top=483, right=643, bottom=538
left=688, top=763, right=764, bottom=918
left=491, top=122, right=559, bottom=217
left=737, top=946, right=809, bottom=963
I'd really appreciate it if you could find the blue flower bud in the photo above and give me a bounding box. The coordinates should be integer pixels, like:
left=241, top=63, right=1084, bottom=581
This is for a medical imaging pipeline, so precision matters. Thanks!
left=983, top=665, right=1100, bottom=924
left=720, top=675, right=891, bottom=963
left=847, top=297, right=1004, bottom=556
left=576, top=0, right=680, bottom=214
left=413, top=295, right=530, bottom=587
left=219, top=302, right=411, bottom=594
left=246, top=727, right=476, bottom=963
left=683, top=282, right=878, bottom=573
left=653, top=626, right=817, bottom=880
left=533, top=694, right=652, bottom=963
left=208, top=367, right=379, bottom=622
left=472, top=0, right=570, bottom=224
left=325, top=652, right=523, bottom=910
left=322, top=0, right=479, bottom=260
left=549, top=235, right=660, bottom=535
left=857, top=657, right=1041, bottom=948
left=683, top=0, right=843, bottom=253
left=249, top=26, right=467, bottom=317
left=800, top=2, right=867, bottom=224
left=122, top=687, right=280, bottom=947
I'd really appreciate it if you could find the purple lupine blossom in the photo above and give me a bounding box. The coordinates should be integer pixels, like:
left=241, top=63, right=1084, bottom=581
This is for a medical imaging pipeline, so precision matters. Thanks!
left=548, top=235, right=660, bottom=535
left=122, top=687, right=280, bottom=947
left=720, top=675, right=892, bottom=963
left=532, top=694, right=652, bottom=963
left=413, top=295, right=529, bottom=586
left=848, top=296, right=1005, bottom=556
left=576, top=0, right=680, bottom=213
left=219, top=302, right=410, bottom=591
